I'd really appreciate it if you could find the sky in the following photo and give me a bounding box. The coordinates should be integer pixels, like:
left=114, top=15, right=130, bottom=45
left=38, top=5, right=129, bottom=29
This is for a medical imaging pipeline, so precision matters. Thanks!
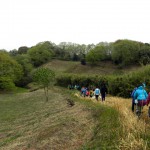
left=0, top=0, right=150, bottom=51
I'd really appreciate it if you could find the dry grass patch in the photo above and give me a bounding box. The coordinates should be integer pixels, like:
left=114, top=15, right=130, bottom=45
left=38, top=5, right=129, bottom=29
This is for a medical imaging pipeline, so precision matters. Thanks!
left=76, top=93, right=150, bottom=149
left=105, top=96, right=150, bottom=150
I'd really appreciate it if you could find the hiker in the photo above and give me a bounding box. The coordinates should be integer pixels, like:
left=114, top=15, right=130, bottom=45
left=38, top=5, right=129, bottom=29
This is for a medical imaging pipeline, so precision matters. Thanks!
left=100, top=84, right=108, bottom=102
left=89, top=89, right=94, bottom=98
left=131, top=87, right=137, bottom=112
left=81, top=87, right=85, bottom=96
left=94, top=87, right=100, bottom=101
left=86, top=89, right=90, bottom=97
left=133, top=83, right=148, bottom=108
left=146, top=92, right=150, bottom=106
left=81, top=87, right=87, bottom=97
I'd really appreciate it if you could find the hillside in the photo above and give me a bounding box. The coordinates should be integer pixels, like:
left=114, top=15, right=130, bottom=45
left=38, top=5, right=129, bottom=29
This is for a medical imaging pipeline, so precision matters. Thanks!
left=0, top=88, right=95, bottom=150
left=44, top=59, right=142, bottom=75
left=1, top=87, right=150, bottom=149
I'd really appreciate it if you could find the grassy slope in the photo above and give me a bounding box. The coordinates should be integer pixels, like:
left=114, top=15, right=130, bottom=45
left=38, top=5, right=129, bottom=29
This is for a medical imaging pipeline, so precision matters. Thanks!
left=43, top=59, right=142, bottom=75
left=1, top=60, right=150, bottom=149
left=0, top=88, right=122, bottom=150
left=0, top=88, right=95, bottom=150
left=1, top=88, right=150, bottom=149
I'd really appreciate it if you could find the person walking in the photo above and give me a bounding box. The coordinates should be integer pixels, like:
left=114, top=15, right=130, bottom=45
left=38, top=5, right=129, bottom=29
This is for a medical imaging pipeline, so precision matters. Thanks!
left=133, top=83, right=148, bottom=114
left=100, top=84, right=108, bottom=102
left=94, top=87, right=100, bottom=101
left=131, top=87, right=137, bottom=112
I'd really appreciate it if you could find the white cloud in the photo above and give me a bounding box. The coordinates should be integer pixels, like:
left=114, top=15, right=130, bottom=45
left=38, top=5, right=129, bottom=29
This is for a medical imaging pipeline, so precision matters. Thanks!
left=0, top=0, right=150, bottom=50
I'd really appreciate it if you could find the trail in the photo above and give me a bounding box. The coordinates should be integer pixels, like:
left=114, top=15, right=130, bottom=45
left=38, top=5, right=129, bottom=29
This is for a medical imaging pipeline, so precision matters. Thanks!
left=75, top=93, right=150, bottom=150
left=75, top=93, right=150, bottom=122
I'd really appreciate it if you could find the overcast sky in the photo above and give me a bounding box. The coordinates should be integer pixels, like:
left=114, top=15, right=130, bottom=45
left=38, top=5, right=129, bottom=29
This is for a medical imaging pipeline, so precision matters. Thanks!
left=0, top=0, right=150, bottom=50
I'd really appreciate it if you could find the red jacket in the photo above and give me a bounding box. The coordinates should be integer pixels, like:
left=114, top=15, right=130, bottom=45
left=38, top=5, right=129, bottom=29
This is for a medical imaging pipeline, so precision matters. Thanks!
left=146, top=92, right=150, bottom=106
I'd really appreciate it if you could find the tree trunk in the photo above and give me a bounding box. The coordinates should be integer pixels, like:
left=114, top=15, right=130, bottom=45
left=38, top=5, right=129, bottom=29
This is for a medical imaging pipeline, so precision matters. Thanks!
left=44, top=87, right=49, bottom=102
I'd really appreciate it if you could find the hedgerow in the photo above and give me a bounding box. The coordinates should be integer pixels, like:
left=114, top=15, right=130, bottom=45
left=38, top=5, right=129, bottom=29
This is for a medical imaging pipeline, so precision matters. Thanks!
left=56, top=65, right=150, bottom=98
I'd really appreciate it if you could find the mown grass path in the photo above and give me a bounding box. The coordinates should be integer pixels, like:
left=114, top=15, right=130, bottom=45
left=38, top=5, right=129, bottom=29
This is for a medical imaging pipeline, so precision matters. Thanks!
left=0, top=88, right=95, bottom=150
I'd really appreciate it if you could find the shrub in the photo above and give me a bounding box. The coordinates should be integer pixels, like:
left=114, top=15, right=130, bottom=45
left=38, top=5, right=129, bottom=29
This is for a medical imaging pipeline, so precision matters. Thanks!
left=0, top=77, right=15, bottom=91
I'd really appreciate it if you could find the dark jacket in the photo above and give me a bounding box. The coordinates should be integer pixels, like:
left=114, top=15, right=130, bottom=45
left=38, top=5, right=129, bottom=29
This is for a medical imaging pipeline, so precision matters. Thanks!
left=100, top=86, right=107, bottom=95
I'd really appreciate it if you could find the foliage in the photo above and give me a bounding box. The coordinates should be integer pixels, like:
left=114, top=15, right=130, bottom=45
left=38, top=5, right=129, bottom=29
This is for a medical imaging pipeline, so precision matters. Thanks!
left=57, top=42, right=95, bottom=61
left=56, top=65, right=150, bottom=98
left=9, top=49, right=18, bottom=56
left=111, top=39, right=140, bottom=66
left=32, top=67, right=55, bottom=101
left=56, top=74, right=108, bottom=88
left=139, top=43, right=150, bottom=65
left=18, top=46, right=29, bottom=54
left=15, top=54, right=34, bottom=87
left=86, top=44, right=111, bottom=65
left=0, top=77, right=16, bottom=91
left=28, top=41, right=54, bottom=66
left=0, top=51, right=23, bottom=90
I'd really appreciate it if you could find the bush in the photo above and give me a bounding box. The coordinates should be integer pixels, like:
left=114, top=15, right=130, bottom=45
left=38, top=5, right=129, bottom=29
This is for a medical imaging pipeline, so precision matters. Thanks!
left=0, top=51, right=23, bottom=90
left=56, top=65, right=150, bottom=98
left=0, top=77, right=15, bottom=91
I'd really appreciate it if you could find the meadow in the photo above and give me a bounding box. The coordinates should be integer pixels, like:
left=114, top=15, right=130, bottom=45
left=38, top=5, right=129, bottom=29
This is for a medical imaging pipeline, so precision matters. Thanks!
left=1, top=60, right=150, bottom=150
left=1, top=86, right=150, bottom=149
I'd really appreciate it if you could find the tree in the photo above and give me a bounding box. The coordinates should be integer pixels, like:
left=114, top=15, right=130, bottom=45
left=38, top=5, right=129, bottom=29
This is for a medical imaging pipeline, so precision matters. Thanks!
left=15, top=54, right=34, bottom=86
left=9, top=49, right=18, bottom=56
left=86, top=45, right=110, bottom=64
left=18, top=46, right=29, bottom=54
left=86, top=50, right=99, bottom=65
left=28, top=41, right=54, bottom=66
left=0, top=51, right=23, bottom=90
left=139, top=43, right=150, bottom=65
left=58, top=42, right=93, bottom=61
left=111, top=39, right=140, bottom=66
left=32, top=68, right=55, bottom=101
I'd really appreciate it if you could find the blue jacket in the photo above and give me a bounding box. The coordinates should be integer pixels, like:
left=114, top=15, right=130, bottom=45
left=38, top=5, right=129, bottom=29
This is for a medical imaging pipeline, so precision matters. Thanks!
left=95, top=88, right=100, bottom=95
left=131, top=87, right=137, bottom=99
left=133, top=86, right=148, bottom=101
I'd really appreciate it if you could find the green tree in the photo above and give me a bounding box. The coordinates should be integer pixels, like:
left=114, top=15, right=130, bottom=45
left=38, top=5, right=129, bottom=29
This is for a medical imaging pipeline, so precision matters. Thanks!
left=86, top=50, right=99, bottom=64
left=9, top=49, right=18, bottom=56
left=28, top=41, right=54, bottom=66
left=58, top=42, right=94, bottom=61
left=111, top=39, right=140, bottom=66
left=86, top=45, right=110, bottom=64
left=0, top=51, right=23, bottom=90
left=139, top=43, right=150, bottom=65
left=32, top=68, right=55, bottom=101
left=15, top=54, right=34, bottom=86
left=18, top=46, right=29, bottom=54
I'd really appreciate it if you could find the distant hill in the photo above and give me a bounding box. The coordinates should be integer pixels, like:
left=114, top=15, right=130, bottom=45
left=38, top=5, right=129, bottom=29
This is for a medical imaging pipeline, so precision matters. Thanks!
left=44, top=59, right=142, bottom=75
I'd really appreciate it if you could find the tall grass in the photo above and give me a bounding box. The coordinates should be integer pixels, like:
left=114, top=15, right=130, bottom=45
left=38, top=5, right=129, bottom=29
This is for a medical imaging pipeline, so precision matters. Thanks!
left=106, top=97, right=149, bottom=150
left=75, top=92, right=150, bottom=150
left=74, top=93, right=121, bottom=149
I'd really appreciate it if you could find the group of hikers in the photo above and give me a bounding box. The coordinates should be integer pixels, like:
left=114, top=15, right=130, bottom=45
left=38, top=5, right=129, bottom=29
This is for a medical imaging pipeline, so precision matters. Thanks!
left=80, top=85, right=108, bottom=102
left=68, top=83, right=108, bottom=102
left=69, top=82, right=150, bottom=116
left=131, top=83, right=150, bottom=116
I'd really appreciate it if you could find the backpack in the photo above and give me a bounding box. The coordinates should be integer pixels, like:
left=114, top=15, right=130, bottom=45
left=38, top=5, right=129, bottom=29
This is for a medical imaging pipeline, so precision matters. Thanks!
left=95, top=88, right=100, bottom=95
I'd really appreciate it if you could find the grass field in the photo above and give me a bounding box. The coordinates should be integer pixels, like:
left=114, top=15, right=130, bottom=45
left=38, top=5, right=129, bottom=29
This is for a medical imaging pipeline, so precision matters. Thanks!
left=43, top=59, right=142, bottom=75
left=1, top=87, right=150, bottom=149
left=0, top=88, right=96, bottom=150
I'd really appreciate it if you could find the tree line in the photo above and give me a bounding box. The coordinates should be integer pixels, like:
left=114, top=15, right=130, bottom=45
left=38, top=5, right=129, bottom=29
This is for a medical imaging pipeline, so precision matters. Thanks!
left=1, top=39, right=150, bottom=93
